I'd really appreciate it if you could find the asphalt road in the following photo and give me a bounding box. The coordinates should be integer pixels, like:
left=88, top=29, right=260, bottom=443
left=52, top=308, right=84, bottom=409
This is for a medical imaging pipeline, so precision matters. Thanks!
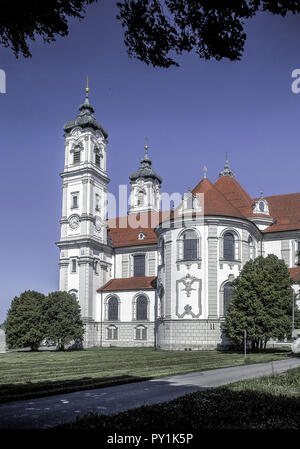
left=0, top=357, right=299, bottom=429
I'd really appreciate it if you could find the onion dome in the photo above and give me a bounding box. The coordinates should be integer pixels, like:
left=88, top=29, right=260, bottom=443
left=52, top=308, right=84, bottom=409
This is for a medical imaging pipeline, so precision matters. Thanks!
left=63, top=79, right=108, bottom=138
left=129, top=143, right=162, bottom=184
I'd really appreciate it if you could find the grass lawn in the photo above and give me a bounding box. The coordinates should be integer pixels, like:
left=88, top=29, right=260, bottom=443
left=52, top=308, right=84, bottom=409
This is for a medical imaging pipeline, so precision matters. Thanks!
left=0, top=346, right=293, bottom=403
left=59, top=366, right=300, bottom=430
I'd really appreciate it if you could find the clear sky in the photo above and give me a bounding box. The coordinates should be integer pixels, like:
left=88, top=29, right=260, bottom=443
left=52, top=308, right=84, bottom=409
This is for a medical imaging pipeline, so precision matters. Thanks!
left=1, top=1, right=300, bottom=322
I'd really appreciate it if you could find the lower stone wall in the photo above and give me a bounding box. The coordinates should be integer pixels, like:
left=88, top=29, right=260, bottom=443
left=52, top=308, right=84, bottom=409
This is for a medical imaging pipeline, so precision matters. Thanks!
left=156, top=319, right=229, bottom=350
left=83, top=318, right=231, bottom=350
left=83, top=321, right=155, bottom=348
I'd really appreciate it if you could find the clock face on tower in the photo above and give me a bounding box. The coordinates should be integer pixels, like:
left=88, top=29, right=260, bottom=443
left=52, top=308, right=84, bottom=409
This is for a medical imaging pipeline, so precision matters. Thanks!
left=69, top=214, right=80, bottom=230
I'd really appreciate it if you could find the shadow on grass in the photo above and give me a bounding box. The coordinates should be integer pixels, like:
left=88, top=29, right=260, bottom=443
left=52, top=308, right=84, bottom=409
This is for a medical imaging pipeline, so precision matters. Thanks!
left=57, top=387, right=300, bottom=430
left=0, top=375, right=151, bottom=404
left=216, top=347, right=294, bottom=355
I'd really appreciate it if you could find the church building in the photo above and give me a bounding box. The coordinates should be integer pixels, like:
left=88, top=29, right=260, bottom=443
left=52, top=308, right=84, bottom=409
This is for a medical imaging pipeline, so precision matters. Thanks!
left=57, top=87, right=300, bottom=350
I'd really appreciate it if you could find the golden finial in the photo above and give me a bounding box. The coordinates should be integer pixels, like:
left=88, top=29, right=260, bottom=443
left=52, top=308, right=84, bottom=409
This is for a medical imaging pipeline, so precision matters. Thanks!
left=203, top=166, right=207, bottom=179
left=144, top=136, right=148, bottom=152
left=86, top=75, right=89, bottom=95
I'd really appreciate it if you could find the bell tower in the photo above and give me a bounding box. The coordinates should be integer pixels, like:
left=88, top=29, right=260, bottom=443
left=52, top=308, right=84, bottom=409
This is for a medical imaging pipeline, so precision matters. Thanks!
left=129, top=142, right=162, bottom=214
left=56, top=80, right=112, bottom=346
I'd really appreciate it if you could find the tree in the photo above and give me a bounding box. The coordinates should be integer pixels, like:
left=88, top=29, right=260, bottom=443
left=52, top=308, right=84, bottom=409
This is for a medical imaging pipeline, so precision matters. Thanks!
left=5, top=290, right=46, bottom=351
left=43, top=291, right=84, bottom=350
left=2, top=1, right=300, bottom=66
left=223, top=255, right=293, bottom=350
left=117, top=0, right=300, bottom=67
left=0, top=0, right=97, bottom=58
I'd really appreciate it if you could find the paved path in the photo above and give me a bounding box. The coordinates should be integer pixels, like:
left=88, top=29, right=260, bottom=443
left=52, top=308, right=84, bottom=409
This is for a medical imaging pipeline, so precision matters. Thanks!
left=0, top=358, right=299, bottom=429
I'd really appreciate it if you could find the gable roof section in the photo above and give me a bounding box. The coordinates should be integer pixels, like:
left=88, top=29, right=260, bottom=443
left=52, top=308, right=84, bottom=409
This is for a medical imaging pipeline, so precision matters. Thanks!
left=98, top=276, right=157, bottom=292
left=213, top=176, right=253, bottom=217
left=192, top=177, right=245, bottom=218
left=262, top=193, right=300, bottom=233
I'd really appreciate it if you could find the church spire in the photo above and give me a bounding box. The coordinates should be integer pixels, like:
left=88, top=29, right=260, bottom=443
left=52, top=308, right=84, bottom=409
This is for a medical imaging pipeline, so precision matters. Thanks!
left=128, top=140, right=162, bottom=214
left=219, top=152, right=235, bottom=178
left=129, top=140, right=162, bottom=184
left=63, top=79, right=108, bottom=138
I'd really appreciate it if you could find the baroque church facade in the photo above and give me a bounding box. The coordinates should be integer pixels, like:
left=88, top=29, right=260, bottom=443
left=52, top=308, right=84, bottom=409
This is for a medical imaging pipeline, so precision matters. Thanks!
left=57, top=87, right=300, bottom=350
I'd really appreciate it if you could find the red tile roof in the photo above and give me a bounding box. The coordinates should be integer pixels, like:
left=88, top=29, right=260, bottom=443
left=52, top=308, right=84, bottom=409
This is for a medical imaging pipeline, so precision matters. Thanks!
left=213, top=176, right=253, bottom=217
left=106, top=178, right=300, bottom=248
left=192, top=177, right=245, bottom=218
left=262, top=193, right=300, bottom=233
left=289, top=268, right=300, bottom=282
left=98, top=276, right=157, bottom=292
left=107, top=212, right=172, bottom=248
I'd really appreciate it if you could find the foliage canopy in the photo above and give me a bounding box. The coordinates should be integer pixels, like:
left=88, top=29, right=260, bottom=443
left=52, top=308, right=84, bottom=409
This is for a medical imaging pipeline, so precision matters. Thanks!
left=2, top=1, right=300, bottom=66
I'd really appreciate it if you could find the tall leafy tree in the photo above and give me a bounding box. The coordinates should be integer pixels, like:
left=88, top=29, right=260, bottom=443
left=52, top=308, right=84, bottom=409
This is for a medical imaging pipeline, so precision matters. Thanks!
left=5, top=290, right=46, bottom=351
left=43, top=291, right=84, bottom=350
left=0, top=0, right=97, bottom=58
left=117, top=0, right=300, bottom=67
left=2, top=1, right=300, bottom=66
left=224, top=255, right=293, bottom=350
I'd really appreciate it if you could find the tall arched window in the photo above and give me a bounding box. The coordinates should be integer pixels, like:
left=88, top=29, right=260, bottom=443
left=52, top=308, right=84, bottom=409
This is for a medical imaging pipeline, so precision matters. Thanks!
left=108, top=296, right=119, bottom=321
left=248, top=236, right=255, bottom=260
left=137, top=190, right=145, bottom=206
left=136, top=295, right=148, bottom=320
left=133, top=254, right=145, bottom=277
left=73, top=150, right=81, bottom=164
left=68, top=289, right=78, bottom=301
left=223, top=232, right=235, bottom=260
left=159, top=238, right=165, bottom=265
left=95, top=149, right=103, bottom=168
left=224, top=282, right=233, bottom=316
left=183, top=230, right=198, bottom=260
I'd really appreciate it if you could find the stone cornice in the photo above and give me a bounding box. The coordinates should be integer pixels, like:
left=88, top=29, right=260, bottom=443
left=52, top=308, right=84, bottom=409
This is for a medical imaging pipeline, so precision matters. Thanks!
left=262, top=230, right=300, bottom=241
left=60, top=166, right=110, bottom=185
left=60, top=214, right=106, bottom=225
left=156, top=215, right=262, bottom=240
left=56, top=237, right=113, bottom=254
left=114, top=244, right=157, bottom=254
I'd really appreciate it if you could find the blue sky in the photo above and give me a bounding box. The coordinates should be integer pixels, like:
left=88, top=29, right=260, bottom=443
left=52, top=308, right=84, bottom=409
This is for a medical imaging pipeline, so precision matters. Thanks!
left=1, top=1, right=300, bottom=321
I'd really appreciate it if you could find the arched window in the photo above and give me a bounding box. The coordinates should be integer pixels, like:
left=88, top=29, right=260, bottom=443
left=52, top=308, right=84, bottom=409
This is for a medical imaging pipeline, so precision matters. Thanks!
left=73, top=150, right=81, bottom=164
left=223, top=232, right=235, bottom=260
left=68, top=289, right=78, bottom=301
left=183, top=230, right=198, bottom=260
left=95, top=150, right=103, bottom=168
left=159, top=238, right=165, bottom=265
left=133, top=254, right=146, bottom=277
left=137, top=190, right=145, bottom=206
left=71, top=259, right=77, bottom=272
left=248, top=236, right=255, bottom=260
left=136, top=295, right=148, bottom=320
left=224, top=282, right=233, bottom=316
left=135, top=325, right=147, bottom=340
left=259, top=201, right=265, bottom=212
left=108, top=296, right=119, bottom=321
